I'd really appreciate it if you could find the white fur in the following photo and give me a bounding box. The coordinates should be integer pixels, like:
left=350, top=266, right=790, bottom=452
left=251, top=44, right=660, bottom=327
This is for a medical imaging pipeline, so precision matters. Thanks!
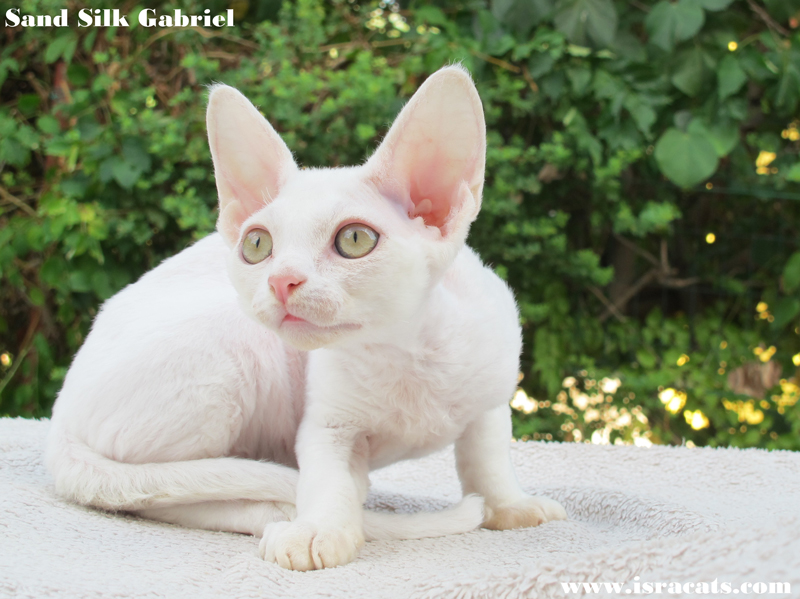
left=46, top=66, right=566, bottom=571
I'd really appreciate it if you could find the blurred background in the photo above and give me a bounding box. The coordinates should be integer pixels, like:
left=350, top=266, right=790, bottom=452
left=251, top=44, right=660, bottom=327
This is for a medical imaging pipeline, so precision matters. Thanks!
left=2, top=0, right=800, bottom=449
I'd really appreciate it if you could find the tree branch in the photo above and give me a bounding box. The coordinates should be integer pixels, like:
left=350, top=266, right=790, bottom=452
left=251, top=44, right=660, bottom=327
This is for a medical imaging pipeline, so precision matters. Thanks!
left=747, top=0, right=790, bottom=37
left=0, top=186, right=37, bottom=218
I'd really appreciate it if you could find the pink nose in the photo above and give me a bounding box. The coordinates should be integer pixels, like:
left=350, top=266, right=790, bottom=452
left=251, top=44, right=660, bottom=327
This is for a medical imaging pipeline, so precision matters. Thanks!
left=269, top=274, right=305, bottom=305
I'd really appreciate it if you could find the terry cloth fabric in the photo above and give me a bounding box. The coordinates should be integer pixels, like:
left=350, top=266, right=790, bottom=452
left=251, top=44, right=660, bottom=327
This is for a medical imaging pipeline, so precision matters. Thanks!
left=1, top=417, right=798, bottom=599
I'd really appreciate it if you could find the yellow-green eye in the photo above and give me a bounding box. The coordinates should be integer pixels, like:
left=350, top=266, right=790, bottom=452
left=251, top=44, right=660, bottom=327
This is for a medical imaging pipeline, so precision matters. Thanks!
left=335, top=224, right=379, bottom=259
left=242, top=229, right=272, bottom=264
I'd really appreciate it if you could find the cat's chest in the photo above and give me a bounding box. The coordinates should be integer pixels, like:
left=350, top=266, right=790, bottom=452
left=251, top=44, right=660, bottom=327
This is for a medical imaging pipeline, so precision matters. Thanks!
left=336, top=349, right=476, bottom=466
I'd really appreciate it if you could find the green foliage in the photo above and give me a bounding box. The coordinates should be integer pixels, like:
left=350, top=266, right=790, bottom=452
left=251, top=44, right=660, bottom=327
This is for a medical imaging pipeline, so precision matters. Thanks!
left=654, top=128, right=719, bottom=189
left=2, top=0, right=800, bottom=451
left=645, top=0, right=705, bottom=52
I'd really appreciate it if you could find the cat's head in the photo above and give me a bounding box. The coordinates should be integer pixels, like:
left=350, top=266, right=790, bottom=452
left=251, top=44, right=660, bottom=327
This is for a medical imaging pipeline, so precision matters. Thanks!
left=206, top=66, right=486, bottom=350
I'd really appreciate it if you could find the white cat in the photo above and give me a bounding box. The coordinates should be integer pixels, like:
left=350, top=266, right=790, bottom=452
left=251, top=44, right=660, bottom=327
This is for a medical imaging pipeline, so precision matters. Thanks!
left=46, top=65, right=567, bottom=571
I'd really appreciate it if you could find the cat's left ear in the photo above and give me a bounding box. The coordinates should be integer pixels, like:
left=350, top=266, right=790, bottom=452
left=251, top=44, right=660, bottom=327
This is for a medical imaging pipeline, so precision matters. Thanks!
left=365, top=65, right=485, bottom=243
left=207, top=85, right=297, bottom=246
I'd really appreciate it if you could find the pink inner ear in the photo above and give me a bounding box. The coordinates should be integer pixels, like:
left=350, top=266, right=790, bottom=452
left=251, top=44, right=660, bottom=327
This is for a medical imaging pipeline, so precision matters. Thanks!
left=407, top=164, right=462, bottom=230
left=401, top=129, right=481, bottom=231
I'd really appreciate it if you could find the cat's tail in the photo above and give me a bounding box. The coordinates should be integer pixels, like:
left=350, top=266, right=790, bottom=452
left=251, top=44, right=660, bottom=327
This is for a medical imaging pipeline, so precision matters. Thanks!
left=363, top=494, right=484, bottom=541
left=47, top=428, right=484, bottom=540
left=47, top=427, right=299, bottom=510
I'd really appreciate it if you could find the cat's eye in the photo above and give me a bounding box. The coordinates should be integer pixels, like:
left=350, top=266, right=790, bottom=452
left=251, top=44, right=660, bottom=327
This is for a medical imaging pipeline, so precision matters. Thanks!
left=241, top=229, right=272, bottom=264
left=335, top=224, right=379, bottom=259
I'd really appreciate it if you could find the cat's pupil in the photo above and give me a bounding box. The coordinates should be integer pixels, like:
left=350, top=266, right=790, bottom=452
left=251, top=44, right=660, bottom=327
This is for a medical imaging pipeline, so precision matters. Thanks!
left=255, top=238, right=260, bottom=248
left=354, top=231, right=358, bottom=244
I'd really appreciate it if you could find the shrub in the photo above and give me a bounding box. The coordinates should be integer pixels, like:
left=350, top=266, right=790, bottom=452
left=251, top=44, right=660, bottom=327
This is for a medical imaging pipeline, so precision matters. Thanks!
left=1, top=0, right=799, bottom=449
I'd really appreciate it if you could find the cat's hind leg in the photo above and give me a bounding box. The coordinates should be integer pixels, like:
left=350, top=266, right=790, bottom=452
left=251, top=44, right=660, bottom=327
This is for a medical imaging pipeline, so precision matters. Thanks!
left=136, top=500, right=296, bottom=536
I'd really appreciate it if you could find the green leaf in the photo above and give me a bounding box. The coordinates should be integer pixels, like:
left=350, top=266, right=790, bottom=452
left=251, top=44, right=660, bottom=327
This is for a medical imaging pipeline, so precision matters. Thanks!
left=121, top=137, right=152, bottom=173
left=37, top=115, right=61, bottom=135
left=111, top=158, right=141, bottom=190
left=67, top=63, right=91, bottom=87
left=654, top=128, right=719, bottom=188
left=611, top=30, right=646, bottom=63
left=645, top=0, right=704, bottom=52
left=44, top=32, right=78, bottom=64
left=17, top=94, right=41, bottom=116
left=592, top=69, right=625, bottom=101
left=717, top=55, right=747, bottom=100
left=783, top=252, right=800, bottom=293
left=493, top=0, right=554, bottom=36
left=566, top=44, right=592, bottom=57
left=39, top=257, right=66, bottom=288
left=554, top=0, right=618, bottom=48
left=91, top=270, right=114, bottom=300
left=77, top=115, right=102, bottom=142
left=82, top=28, right=98, bottom=53
left=60, top=174, right=89, bottom=198
left=636, top=348, right=657, bottom=369
left=671, top=48, right=708, bottom=97
left=355, top=124, right=376, bottom=140
left=567, top=67, right=592, bottom=95
left=687, top=119, right=739, bottom=157
left=99, top=157, right=116, bottom=183
left=15, top=125, right=39, bottom=149
left=528, top=53, right=556, bottom=78
left=786, top=163, right=800, bottom=182
left=692, top=0, right=733, bottom=9
left=68, top=270, right=91, bottom=293
left=0, top=57, right=20, bottom=89
left=44, top=138, right=73, bottom=157
left=639, top=201, right=681, bottom=232
left=771, top=297, right=800, bottom=330
left=624, top=95, right=656, bottom=136
left=29, top=287, right=45, bottom=307
left=475, top=11, right=516, bottom=57
left=776, top=60, right=800, bottom=114
left=414, top=5, right=449, bottom=26
left=105, top=140, right=152, bottom=189
left=0, top=137, right=28, bottom=166
left=614, top=201, right=681, bottom=236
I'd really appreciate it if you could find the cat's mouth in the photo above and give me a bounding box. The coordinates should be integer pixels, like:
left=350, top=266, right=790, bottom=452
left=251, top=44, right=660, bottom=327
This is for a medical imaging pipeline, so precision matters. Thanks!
left=280, top=311, right=361, bottom=333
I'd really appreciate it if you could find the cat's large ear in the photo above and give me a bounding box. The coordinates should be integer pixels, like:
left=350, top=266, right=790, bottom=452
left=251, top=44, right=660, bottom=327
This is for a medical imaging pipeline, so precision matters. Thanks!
left=207, top=85, right=297, bottom=246
left=365, top=65, right=485, bottom=242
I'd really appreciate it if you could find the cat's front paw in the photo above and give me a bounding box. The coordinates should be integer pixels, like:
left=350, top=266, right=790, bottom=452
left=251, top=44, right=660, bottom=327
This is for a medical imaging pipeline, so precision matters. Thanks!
left=260, top=520, right=365, bottom=570
left=483, top=495, right=567, bottom=530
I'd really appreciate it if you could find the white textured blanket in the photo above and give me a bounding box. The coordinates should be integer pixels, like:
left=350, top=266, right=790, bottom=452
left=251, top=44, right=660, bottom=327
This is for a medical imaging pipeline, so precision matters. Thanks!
left=1, top=418, right=798, bottom=598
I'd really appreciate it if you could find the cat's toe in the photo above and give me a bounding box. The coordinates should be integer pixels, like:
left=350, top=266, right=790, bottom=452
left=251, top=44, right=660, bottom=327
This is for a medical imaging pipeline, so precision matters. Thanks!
left=483, top=495, right=567, bottom=530
left=308, top=525, right=364, bottom=569
left=260, top=520, right=364, bottom=570
left=535, top=495, right=568, bottom=522
left=260, top=521, right=293, bottom=564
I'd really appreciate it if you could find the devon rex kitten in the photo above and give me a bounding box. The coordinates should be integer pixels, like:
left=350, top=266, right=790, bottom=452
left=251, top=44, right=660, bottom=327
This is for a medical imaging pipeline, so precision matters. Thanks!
left=46, top=65, right=567, bottom=571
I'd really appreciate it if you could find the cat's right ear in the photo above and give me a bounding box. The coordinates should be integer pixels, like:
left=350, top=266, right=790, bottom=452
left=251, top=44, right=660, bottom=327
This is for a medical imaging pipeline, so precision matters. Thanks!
left=206, top=85, right=297, bottom=246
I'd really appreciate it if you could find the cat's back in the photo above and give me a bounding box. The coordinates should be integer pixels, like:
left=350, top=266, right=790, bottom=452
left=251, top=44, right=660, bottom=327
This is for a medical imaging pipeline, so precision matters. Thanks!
left=67, top=232, right=237, bottom=374
left=100, top=232, right=234, bottom=328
